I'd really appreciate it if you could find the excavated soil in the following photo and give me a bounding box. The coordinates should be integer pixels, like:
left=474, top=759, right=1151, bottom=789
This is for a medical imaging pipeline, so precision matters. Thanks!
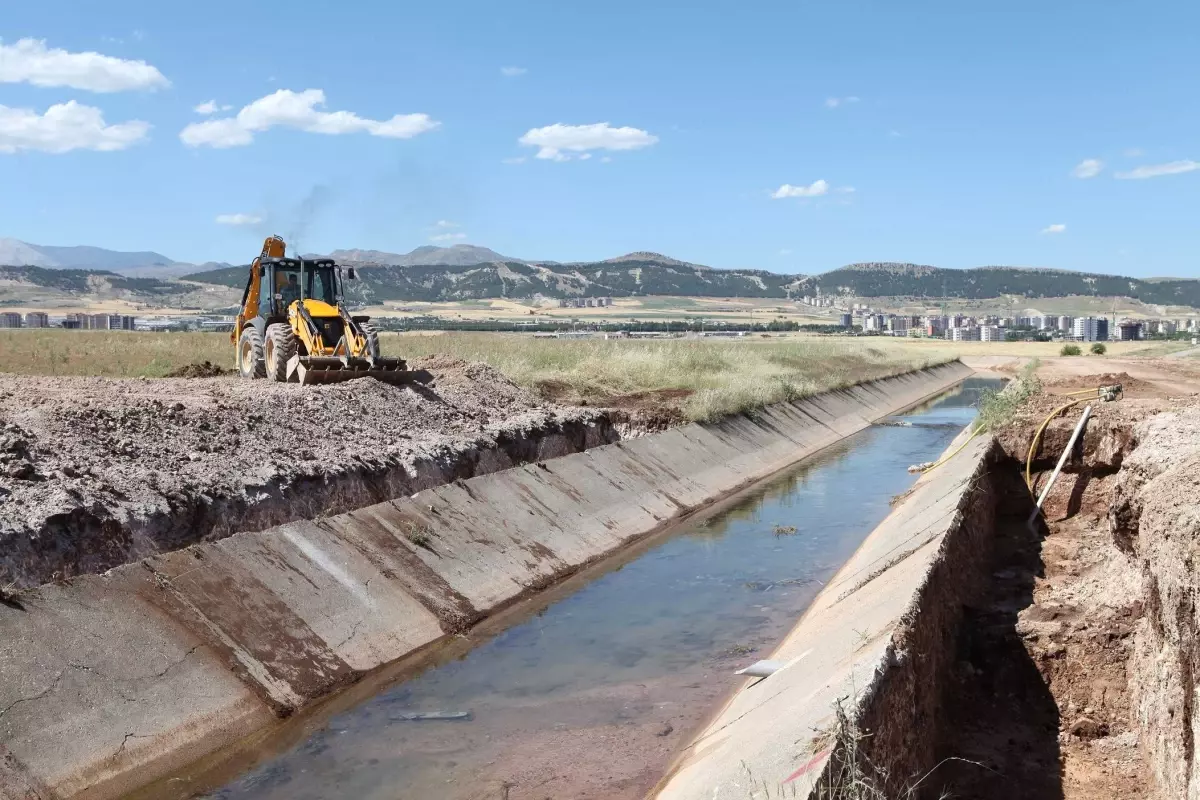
left=0, top=355, right=616, bottom=588
left=933, top=371, right=1200, bottom=800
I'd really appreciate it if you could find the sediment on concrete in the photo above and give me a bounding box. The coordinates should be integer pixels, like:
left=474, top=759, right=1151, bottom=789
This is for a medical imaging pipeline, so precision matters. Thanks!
left=656, top=425, right=1001, bottom=800
left=0, top=361, right=972, bottom=800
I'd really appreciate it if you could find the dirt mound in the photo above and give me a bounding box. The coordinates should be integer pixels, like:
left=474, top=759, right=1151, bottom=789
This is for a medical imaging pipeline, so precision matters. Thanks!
left=0, top=359, right=615, bottom=587
left=1043, top=372, right=1158, bottom=397
left=166, top=361, right=233, bottom=378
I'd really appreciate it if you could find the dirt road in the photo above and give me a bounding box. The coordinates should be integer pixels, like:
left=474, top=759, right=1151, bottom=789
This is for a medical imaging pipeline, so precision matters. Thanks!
left=963, top=354, right=1200, bottom=396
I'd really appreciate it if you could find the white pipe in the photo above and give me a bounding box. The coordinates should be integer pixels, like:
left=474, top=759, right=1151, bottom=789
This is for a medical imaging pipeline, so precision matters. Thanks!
left=1029, top=404, right=1093, bottom=524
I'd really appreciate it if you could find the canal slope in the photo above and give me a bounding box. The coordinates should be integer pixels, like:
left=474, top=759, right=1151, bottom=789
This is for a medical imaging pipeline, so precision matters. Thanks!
left=194, top=377, right=1000, bottom=800
left=0, top=362, right=972, bottom=800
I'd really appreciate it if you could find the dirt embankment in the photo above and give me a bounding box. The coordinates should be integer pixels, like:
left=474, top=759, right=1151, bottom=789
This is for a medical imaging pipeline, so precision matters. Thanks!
left=0, top=355, right=616, bottom=588
left=931, top=371, right=1200, bottom=800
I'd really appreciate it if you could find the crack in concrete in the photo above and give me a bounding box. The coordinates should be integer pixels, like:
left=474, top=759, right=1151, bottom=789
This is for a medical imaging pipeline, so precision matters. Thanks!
left=0, top=670, right=66, bottom=718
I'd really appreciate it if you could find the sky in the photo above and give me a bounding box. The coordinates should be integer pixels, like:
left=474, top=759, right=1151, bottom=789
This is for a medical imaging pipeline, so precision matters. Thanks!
left=1, top=0, right=1198, bottom=277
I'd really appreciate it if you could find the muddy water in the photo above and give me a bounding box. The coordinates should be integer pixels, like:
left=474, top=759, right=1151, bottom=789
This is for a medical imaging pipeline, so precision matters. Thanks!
left=205, top=378, right=1002, bottom=800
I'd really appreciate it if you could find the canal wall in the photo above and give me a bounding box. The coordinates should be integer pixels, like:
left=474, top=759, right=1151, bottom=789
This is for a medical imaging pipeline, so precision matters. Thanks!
left=655, top=425, right=1000, bottom=800
left=0, top=361, right=972, bottom=800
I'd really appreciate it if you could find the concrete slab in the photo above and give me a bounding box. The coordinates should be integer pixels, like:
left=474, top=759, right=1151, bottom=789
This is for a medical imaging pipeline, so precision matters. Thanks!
left=655, top=430, right=997, bottom=800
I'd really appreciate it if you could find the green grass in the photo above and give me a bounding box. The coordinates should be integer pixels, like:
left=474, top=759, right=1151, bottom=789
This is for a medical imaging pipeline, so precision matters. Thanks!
left=974, top=359, right=1041, bottom=433
left=0, top=329, right=951, bottom=422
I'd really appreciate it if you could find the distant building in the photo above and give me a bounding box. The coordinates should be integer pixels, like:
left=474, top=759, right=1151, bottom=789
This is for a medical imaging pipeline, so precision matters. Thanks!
left=0, top=312, right=22, bottom=329
left=1073, top=317, right=1102, bottom=341
left=839, top=313, right=852, bottom=328
left=980, top=325, right=1005, bottom=342
left=60, top=318, right=81, bottom=330
left=1116, top=321, right=1142, bottom=341
left=1096, top=318, right=1109, bottom=341
left=1057, top=315, right=1074, bottom=332
left=887, top=316, right=909, bottom=336
left=949, top=326, right=980, bottom=342
left=24, top=312, right=49, bottom=328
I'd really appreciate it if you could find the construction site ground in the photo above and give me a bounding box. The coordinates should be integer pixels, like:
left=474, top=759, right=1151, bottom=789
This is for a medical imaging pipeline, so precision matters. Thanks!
left=931, top=356, right=1200, bottom=799
left=0, top=355, right=614, bottom=588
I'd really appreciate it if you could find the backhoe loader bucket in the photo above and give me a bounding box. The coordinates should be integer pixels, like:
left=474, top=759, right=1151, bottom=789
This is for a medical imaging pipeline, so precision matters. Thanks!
left=286, top=354, right=414, bottom=386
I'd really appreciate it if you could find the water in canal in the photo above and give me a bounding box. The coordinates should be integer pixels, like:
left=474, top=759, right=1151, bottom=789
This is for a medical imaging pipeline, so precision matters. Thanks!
left=204, top=378, right=1002, bottom=800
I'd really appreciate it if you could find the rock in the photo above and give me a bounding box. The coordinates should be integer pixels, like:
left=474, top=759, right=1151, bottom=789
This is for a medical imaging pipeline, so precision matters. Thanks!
left=7, top=462, right=35, bottom=480
left=655, top=723, right=674, bottom=737
left=1068, top=717, right=1108, bottom=739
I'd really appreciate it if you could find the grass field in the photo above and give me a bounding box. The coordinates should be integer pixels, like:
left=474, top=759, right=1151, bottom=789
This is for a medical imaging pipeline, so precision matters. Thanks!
left=0, top=329, right=943, bottom=421
left=0, top=329, right=1187, bottom=421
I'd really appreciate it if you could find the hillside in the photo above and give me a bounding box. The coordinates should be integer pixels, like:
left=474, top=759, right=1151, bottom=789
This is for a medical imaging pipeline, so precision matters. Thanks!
left=799, top=263, right=1200, bottom=306
left=0, top=265, right=240, bottom=310
left=0, top=239, right=177, bottom=272
left=183, top=256, right=799, bottom=301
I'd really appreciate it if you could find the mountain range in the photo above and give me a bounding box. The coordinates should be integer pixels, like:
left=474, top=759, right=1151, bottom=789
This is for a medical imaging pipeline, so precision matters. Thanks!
left=1, top=239, right=1198, bottom=308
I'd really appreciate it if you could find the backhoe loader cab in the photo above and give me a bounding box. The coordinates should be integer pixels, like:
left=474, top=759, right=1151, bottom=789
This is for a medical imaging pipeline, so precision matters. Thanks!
left=232, top=236, right=411, bottom=385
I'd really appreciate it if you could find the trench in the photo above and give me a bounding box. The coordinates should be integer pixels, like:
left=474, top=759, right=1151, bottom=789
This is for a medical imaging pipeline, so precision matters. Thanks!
left=170, top=377, right=1003, bottom=800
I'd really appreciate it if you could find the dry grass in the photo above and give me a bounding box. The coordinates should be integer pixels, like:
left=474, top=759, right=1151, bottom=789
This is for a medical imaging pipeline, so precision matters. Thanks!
left=0, top=330, right=227, bottom=377
left=389, top=332, right=950, bottom=421
left=0, top=330, right=948, bottom=422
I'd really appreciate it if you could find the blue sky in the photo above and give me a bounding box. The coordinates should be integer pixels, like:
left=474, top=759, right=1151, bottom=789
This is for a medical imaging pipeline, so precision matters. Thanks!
left=1, top=0, right=1197, bottom=277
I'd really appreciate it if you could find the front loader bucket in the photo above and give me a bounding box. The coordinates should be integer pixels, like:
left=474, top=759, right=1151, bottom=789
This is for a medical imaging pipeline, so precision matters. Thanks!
left=286, top=354, right=414, bottom=386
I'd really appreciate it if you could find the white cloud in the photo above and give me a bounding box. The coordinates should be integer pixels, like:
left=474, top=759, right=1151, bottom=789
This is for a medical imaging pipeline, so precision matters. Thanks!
left=771, top=180, right=829, bottom=199
left=836, top=186, right=856, bottom=194
left=600, top=156, right=612, bottom=163
left=824, top=96, right=860, bottom=108
left=0, top=101, right=149, bottom=154
left=430, top=232, right=467, bottom=242
left=518, top=122, right=658, bottom=161
left=180, top=117, right=253, bottom=148
left=215, top=213, right=262, bottom=226
left=1071, top=158, right=1103, bottom=179
left=1123, top=147, right=1144, bottom=158
left=193, top=100, right=232, bottom=115
left=500, top=66, right=527, bottom=77
left=1041, top=223, right=1066, bottom=234
left=888, top=129, right=902, bottom=137
left=779, top=248, right=793, bottom=255
left=0, top=38, right=168, bottom=92
left=180, top=88, right=440, bottom=148
left=1115, top=160, right=1200, bottom=180
left=435, top=220, right=459, bottom=228
left=501, top=156, right=526, bottom=164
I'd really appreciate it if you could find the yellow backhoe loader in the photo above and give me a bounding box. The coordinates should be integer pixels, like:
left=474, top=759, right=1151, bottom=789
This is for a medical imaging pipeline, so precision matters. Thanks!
left=231, top=236, right=412, bottom=385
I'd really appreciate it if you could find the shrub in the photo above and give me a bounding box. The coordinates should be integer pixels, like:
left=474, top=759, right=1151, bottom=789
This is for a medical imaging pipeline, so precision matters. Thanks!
left=1060, top=344, right=1082, bottom=356
left=1090, top=342, right=1107, bottom=355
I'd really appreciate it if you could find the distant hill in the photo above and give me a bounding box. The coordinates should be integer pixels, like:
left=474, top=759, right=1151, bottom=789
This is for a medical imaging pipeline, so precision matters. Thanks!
left=0, top=238, right=177, bottom=272
left=799, top=262, right=1200, bottom=306
left=0, top=265, right=241, bottom=310
left=328, top=244, right=520, bottom=267
left=184, top=255, right=800, bottom=302
left=7, top=242, right=1200, bottom=310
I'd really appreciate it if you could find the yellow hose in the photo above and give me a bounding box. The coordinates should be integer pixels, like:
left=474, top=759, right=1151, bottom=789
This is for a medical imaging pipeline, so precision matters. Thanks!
left=1024, top=397, right=1088, bottom=490
left=915, top=424, right=984, bottom=474
left=920, top=385, right=1106, bottom=480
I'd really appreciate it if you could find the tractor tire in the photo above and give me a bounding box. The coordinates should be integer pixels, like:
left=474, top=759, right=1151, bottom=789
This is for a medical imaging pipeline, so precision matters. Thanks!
left=237, top=326, right=266, bottom=379
left=265, top=323, right=297, bottom=382
left=361, top=321, right=382, bottom=359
